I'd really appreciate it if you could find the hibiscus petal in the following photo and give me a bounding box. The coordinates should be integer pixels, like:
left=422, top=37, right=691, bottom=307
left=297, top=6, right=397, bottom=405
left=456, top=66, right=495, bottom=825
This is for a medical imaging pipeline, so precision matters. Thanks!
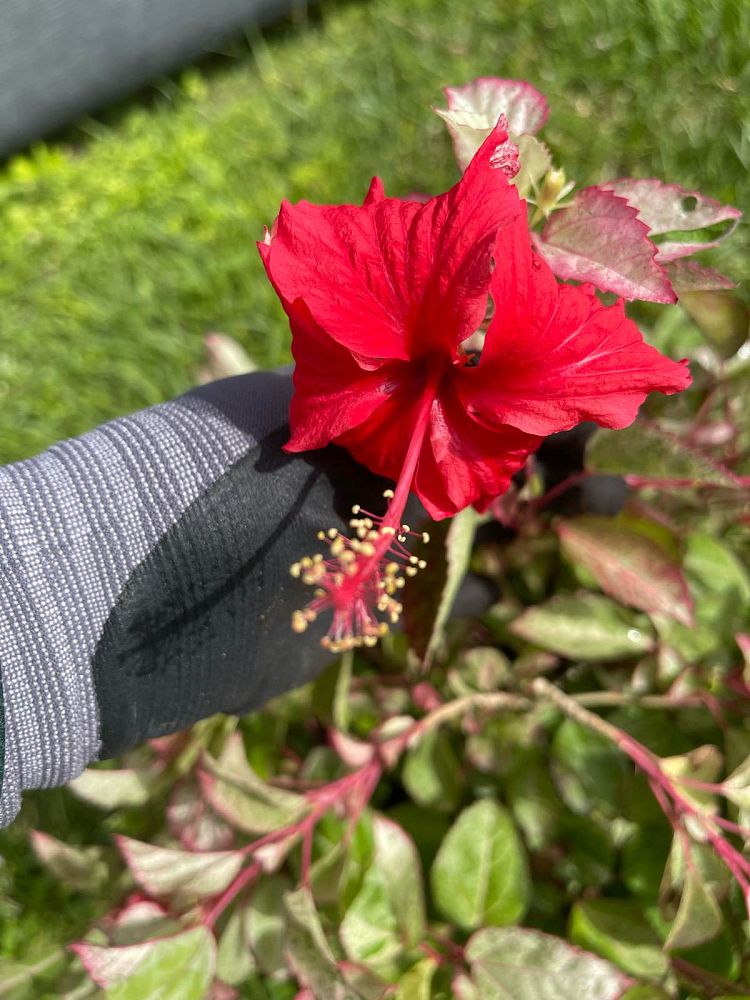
left=406, top=119, right=522, bottom=356
left=258, top=205, right=411, bottom=362
left=459, top=214, right=691, bottom=437
left=283, top=300, right=403, bottom=453
left=338, top=375, right=540, bottom=520
left=417, top=384, right=542, bottom=518
left=259, top=121, right=521, bottom=366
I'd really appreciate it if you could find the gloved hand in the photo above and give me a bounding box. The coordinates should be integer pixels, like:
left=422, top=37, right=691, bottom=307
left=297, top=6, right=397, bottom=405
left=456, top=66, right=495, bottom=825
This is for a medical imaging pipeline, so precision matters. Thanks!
left=0, top=369, right=388, bottom=824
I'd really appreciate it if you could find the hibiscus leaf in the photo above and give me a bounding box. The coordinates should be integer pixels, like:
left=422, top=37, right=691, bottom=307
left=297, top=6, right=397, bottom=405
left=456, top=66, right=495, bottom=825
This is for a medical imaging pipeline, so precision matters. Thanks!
left=678, top=289, right=749, bottom=360
left=371, top=815, right=426, bottom=947
left=402, top=727, right=464, bottom=812
left=430, top=799, right=530, bottom=929
left=511, top=593, right=654, bottom=661
left=166, top=781, right=234, bottom=852
left=664, top=259, right=737, bottom=294
left=586, top=422, right=741, bottom=486
left=215, top=898, right=258, bottom=985
left=664, top=863, right=723, bottom=952
left=284, top=886, right=348, bottom=1000
left=198, top=732, right=309, bottom=834
left=556, top=515, right=694, bottom=626
left=67, top=766, right=154, bottom=810
left=248, top=874, right=292, bottom=977
left=30, top=830, right=109, bottom=893
left=534, top=187, right=676, bottom=303
left=424, top=506, right=483, bottom=667
left=443, top=78, right=549, bottom=136
left=465, top=926, right=632, bottom=1000
left=104, top=927, right=216, bottom=1000
left=569, top=898, right=668, bottom=980
left=114, top=835, right=244, bottom=904
left=601, top=178, right=741, bottom=259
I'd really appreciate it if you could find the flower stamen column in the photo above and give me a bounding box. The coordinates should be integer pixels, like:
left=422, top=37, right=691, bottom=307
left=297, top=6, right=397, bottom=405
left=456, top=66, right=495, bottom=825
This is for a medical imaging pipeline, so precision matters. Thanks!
left=290, top=367, right=441, bottom=652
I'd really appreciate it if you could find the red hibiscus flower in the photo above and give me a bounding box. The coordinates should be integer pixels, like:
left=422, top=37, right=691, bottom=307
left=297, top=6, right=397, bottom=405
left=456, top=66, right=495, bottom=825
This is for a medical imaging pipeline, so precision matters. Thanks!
left=259, top=119, right=690, bottom=650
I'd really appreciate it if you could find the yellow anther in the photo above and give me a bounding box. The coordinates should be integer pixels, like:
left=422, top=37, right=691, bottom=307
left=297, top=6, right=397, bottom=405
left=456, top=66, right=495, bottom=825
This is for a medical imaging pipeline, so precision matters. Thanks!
left=422, top=531, right=430, bottom=544
left=352, top=504, right=361, bottom=514
left=317, top=530, right=326, bottom=541
left=382, top=525, right=396, bottom=536
left=406, top=566, right=418, bottom=577
left=290, top=563, right=301, bottom=578
left=401, top=524, right=410, bottom=533
left=409, top=555, right=419, bottom=565
left=418, top=559, right=427, bottom=570
left=292, top=611, right=308, bottom=633
left=327, top=528, right=338, bottom=539
left=383, top=489, right=394, bottom=499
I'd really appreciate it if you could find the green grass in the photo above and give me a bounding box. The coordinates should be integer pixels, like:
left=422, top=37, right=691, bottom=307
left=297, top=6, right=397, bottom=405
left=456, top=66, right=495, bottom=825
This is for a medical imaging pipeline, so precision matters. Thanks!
left=0, top=0, right=747, bottom=467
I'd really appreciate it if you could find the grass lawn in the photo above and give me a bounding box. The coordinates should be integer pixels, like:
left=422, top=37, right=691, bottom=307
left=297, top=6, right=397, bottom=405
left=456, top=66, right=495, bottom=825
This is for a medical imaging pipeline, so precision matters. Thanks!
left=0, top=0, right=747, bottom=465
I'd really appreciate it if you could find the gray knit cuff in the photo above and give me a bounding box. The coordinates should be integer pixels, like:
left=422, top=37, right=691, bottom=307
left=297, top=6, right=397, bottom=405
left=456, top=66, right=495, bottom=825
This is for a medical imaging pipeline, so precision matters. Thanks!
left=0, top=392, right=257, bottom=825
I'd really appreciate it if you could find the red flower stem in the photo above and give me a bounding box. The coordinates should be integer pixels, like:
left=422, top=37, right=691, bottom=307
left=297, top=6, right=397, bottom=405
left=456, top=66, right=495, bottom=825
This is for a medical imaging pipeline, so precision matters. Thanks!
left=202, top=860, right=262, bottom=928
left=531, top=677, right=750, bottom=918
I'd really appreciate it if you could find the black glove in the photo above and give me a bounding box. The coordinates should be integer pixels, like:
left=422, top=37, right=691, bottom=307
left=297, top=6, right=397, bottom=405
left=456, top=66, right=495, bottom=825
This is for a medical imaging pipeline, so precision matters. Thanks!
left=0, top=369, right=387, bottom=823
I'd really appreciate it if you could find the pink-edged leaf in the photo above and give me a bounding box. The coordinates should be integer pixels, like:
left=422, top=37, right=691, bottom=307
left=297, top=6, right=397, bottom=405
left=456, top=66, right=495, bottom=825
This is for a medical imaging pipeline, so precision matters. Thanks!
left=70, top=939, right=155, bottom=989
left=199, top=733, right=308, bottom=835
left=329, top=730, right=376, bottom=769
left=30, top=830, right=108, bottom=892
left=466, top=926, right=633, bottom=1000
left=664, top=259, right=737, bottom=293
left=67, top=766, right=154, bottom=810
left=167, top=781, right=235, bottom=852
left=444, top=77, right=549, bottom=136
left=102, top=894, right=180, bottom=947
left=104, top=927, right=215, bottom=1000
left=115, top=834, right=243, bottom=902
left=602, top=178, right=741, bottom=250
left=535, top=187, right=676, bottom=303
left=557, top=516, right=694, bottom=627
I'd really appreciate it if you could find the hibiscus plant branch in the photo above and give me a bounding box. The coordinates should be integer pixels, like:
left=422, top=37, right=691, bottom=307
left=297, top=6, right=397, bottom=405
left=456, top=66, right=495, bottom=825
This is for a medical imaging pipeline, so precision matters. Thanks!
left=531, top=676, right=750, bottom=917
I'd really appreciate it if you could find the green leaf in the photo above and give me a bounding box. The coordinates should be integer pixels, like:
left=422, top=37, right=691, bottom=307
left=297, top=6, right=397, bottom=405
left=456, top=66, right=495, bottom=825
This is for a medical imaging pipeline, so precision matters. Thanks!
left=339, top=866, right=403, bottom=976
left=200, top=733, right=308, bottom=834
left=394, top=958, right=437, bottom=1000
left=504, top=746, right=562, bottom=851
left=551, top=720, right=629, bottom=818
left=684, top=534, right=750, bottom=637
left=215, top=899, right=258, bottom=985
left=402, top=728, right=464, bottom=812
left=511, top=593, right=654, bottom=660
left=402, top=506, right=483, bottom=664
left=431, top=799, right=530, bottom=930
left=664, top=863, right=723, bottom=951
left=284, top=886, right=348, bottom=1000
left=29, top=830, right=108, bottom=893
left=569, top=899, right=668, bottom=979
left=587, top=423, right=739, bottom=486
left=679, top=290, right=749, bottom=359
left=248, top=874, right=292, bottom=977
left=105, top=928, right=215, bottom=1000
left=466, top=926, right=632, bottom=1000
left=372, top=816, right=426, bottom=947
left=557, top=516, right=693, bottom=626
